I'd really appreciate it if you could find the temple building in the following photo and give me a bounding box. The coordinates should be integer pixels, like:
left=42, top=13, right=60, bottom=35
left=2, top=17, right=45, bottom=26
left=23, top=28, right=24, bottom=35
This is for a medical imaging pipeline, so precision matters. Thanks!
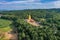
left=26, top=15, right=40, bottom=26
left=28, top=15, right=31, bottom=20
left=28, top=15, right=35, bottom=22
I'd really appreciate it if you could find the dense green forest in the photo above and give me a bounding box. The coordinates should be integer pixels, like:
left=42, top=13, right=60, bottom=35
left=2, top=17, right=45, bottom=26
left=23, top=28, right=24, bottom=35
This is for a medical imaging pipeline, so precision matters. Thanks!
left=0, top=9, right=60, bottom=40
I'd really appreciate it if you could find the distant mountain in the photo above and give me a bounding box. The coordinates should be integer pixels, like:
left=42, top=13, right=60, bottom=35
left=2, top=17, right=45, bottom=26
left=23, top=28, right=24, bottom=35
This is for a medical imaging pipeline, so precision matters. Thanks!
left=0, top=8, right=60, bottom=11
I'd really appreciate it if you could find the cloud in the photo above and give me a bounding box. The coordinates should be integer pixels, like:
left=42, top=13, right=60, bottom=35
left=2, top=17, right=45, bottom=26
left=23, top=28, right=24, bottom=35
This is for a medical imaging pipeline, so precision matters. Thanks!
left=45, top=0, right=60, bottom=8
left=28, top=0, right=35, bottom=2
left=0, top=1, right=29, bottom=4
left=0, top=0, right=36, bottom=4
left=0, top=0, right=60, bottom=10
left=0, top=0, right=42, bottom=4
left=54, top=1, right=60, bottom=8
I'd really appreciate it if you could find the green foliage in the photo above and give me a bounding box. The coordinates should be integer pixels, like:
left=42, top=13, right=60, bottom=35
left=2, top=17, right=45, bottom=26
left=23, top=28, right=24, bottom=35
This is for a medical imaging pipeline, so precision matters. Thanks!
left=0, top=19, right=12, bottom=32
left=0, top=9, right=60, bottom=40
left=0, top=19, right=12, bottom=40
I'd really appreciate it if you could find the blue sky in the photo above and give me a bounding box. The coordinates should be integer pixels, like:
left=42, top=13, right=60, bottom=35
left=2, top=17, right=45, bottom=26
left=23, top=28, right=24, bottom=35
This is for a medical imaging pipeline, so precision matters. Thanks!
left=0, top=0, right=60, bottom=10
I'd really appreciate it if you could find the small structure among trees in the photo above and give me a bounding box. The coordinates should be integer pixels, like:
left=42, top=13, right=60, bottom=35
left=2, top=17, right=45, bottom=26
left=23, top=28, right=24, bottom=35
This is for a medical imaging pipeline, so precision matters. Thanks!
left=26, top=15, right=40, bottom=26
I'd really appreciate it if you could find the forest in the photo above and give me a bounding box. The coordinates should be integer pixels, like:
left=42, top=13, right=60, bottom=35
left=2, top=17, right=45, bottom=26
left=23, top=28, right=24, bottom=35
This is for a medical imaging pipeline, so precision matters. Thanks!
left=0, top=9, right=60, bottom=40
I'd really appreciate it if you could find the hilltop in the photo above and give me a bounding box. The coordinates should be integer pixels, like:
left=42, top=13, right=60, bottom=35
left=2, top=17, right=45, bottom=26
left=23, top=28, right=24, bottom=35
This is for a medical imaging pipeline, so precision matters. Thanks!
left=0, top=9, right=60, bottom=40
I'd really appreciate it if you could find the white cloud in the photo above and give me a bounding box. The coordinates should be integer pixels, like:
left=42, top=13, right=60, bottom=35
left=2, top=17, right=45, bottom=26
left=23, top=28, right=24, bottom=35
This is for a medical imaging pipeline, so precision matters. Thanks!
left=45, top=0, right=60, bottom=8
left=54, top=1, right=60, bottom=8
left=0, top=0, right=42, bottom=4
left=0, top=0, right=60, bottom=10
left=38, top=0, right=60, bottom=8
left=0, top=1, right=28, bottom=4
left=0, top=0, right=54, bottom=9
left=28, top=0, right=35, bottom=2
left=0, top=0, right=36, bottom=4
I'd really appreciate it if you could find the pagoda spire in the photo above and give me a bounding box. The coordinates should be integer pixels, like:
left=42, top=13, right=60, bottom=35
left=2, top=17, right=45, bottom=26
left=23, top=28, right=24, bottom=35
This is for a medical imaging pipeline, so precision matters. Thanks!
left=28, top=15, right=31, bottom=20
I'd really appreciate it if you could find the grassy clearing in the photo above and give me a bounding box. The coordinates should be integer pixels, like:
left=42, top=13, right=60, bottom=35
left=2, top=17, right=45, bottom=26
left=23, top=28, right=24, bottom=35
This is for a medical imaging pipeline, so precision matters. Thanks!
left=0, top=19, right=12, bottom=32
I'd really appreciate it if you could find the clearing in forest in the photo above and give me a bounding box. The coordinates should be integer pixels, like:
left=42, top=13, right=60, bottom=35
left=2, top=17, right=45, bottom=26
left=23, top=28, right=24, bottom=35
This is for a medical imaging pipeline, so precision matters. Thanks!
left=0, top=19, right=18, bottom=40
left=26, top=15, right=40, bottom=26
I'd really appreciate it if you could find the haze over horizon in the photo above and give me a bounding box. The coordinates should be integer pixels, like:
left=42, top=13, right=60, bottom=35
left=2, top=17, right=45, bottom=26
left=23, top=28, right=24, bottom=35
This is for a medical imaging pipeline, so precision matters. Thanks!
left=0, top=0, right=60, bottom=10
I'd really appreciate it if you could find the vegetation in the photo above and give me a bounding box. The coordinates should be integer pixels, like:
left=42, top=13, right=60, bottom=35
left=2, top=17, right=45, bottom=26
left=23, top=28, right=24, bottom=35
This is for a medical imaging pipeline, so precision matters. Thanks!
left=0, top=9, right=60, bottom=40
left=0, top=19, right=12, bottom=32
left=0, top=19, right=12, bottom=40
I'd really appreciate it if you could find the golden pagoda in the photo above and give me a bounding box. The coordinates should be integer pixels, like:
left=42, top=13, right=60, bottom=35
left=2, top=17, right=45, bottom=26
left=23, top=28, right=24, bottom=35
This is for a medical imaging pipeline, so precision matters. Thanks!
left=26, top=14, right=39, bottom=26
left=28, top=15, right=34, bottom=22
left=28, top=15, right=31, bottom=20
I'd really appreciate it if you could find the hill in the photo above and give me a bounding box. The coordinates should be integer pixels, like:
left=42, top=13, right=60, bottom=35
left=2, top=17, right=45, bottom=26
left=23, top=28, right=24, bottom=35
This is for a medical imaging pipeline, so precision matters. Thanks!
left=0, top=9, right=60, bottom=40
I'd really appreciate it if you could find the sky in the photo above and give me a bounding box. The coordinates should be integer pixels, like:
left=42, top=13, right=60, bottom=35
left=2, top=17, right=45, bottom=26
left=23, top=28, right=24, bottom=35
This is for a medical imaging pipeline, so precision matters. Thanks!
left=0, top=0, right=60, bottom=10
